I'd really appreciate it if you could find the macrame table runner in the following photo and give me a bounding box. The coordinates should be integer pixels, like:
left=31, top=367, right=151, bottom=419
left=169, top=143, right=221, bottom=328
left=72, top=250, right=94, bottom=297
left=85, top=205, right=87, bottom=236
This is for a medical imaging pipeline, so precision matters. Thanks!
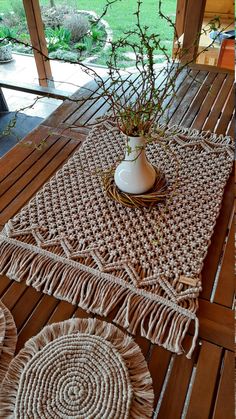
left=0, top=122, right=234, bottom=358
left=0, top=318, right=154, bottom=419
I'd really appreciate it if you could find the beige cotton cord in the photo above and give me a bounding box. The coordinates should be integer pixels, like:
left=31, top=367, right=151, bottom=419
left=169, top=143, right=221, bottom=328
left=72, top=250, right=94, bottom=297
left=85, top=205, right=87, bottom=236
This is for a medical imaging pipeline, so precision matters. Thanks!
left=0, top=301, right=17, bottom=386
left=0, top=317, right=154, bottom=419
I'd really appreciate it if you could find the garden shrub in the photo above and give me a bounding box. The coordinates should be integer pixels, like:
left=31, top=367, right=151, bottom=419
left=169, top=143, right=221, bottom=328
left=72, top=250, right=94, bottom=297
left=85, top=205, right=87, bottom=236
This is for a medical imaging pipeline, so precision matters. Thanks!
left=91, top=24, right=104, bottom=42
left=64, top=14, right=90, bottom=42
left=45, top=27, right=71, bottom=53
left=49, top=49, right=78, bottom=62
left=41, top=5, right=73, bottom=29
left=0, top=25, right=18, bottom=39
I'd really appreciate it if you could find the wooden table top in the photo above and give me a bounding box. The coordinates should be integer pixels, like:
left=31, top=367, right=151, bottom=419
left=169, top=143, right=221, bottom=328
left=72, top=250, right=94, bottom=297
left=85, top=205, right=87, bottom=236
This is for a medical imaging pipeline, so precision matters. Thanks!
left=0, top=64, right=234, bottom=418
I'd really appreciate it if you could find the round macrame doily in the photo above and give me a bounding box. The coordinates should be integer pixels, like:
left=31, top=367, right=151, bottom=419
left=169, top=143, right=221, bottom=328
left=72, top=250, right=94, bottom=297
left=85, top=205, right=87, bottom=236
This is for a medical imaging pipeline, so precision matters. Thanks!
left=0, top=318, right=154, bottom=419
left=0, top=301, right=17, bottom=386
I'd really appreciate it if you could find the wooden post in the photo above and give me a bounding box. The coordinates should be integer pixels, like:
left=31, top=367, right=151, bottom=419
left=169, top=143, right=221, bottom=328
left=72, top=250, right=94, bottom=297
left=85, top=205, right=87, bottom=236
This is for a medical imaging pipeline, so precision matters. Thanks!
left=174, top=0, right=188, bottom=39
left=23, top=0, right=54, bottom=87
left=181, top=0, right=207, bottom=63
left=172, top=0, right=188, bottom=58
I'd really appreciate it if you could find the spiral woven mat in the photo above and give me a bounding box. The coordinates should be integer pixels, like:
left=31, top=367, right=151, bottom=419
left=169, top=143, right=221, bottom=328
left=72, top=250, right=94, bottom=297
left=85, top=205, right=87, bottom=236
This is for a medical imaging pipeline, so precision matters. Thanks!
left=0, top=301, right=17, bottom=387
left=0, top=318, right=154, bottom=419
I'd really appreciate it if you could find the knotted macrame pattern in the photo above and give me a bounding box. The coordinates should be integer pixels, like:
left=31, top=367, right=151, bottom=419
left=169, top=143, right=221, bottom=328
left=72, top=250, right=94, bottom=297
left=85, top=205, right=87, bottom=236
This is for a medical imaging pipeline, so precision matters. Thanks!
left=0, top=318, right=154, bottom=418
left=0, top=122, right=234, bottom=357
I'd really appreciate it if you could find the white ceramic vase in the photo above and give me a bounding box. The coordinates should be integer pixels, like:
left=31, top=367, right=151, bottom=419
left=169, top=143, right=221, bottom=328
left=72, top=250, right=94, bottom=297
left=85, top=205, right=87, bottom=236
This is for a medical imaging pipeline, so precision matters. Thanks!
left=114, top=135, right=156, bottom=194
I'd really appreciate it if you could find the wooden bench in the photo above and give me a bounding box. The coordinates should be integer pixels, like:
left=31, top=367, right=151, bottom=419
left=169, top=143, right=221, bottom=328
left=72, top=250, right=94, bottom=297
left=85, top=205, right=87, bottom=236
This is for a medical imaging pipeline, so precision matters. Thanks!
left=0, top=80, right=70, bottom=111
left=0, top=64, right=234, bottom=418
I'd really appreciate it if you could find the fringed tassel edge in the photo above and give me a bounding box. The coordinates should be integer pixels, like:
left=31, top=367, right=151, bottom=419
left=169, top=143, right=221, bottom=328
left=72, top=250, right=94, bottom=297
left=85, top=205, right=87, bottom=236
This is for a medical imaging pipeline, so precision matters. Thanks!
left=97, top=119, right=234, bottom=148
left=0, top=301, right=17, bottom=387
left=0, top=307, right=6, bottom=355
left=0, top=318, right=154, bottom=419
left=0, top=240, right=199, bottom=359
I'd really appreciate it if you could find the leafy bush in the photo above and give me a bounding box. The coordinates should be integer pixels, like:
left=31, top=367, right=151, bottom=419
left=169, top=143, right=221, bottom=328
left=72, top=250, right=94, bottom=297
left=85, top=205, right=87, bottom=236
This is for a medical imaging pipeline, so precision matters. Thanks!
left=45, top=27, right=71, bottom=53
left=17, top=32, right=30, bottom=43
left=91, top=24, right=104, bottom=42
left=82, top=36, right=93, bottom=53
left=3, top=12, right=24, bottom=29
left=64, top=14, right=90, bottom=42
left=0, top=25, right=17, bottom=39
left=41, top=5, right=72, bottom=29
left=74, top=42, right=87, bottom=52
left=49, top=49, right=78, bottom=62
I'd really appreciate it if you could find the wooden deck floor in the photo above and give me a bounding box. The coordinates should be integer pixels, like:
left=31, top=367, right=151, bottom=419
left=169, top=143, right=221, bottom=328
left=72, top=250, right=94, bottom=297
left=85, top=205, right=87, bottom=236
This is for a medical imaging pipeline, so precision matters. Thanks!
left=0, top=64, right=234, bottom=418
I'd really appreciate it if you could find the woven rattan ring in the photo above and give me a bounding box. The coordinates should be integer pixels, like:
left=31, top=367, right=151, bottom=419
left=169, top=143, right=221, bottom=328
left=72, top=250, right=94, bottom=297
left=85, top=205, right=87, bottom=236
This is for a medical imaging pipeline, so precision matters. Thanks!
left=103, top=167, right=168, bottom=209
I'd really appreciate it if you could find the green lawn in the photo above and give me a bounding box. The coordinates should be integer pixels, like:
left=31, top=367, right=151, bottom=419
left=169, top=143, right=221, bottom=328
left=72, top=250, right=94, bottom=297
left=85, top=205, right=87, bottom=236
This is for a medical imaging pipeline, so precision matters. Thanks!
left=0, top=0, right=177, bottom=65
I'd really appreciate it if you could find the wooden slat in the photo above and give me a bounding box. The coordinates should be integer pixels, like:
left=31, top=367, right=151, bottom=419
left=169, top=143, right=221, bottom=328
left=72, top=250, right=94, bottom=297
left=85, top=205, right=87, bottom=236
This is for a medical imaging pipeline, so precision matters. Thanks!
left=203, top=74, right=233, bottom=131
left=15, top=294, right=58, bottom=353
left=158, top=67, right=192, bottom=122
left=158, top=337, right=195, bottom=418
left=43, top=99, right=82, bottom=128
left=0, top=135, right=66, bottom=212
left=213, top=350, right=234, bottom=419
left=64, top=77, right=118, bottom=126
left=168, top=71, right=208, bottom=126
left=214, top=219, right=234, bottom=307
left=0, top=125, right=51, bottom=183
left=226, top=111, right=235, bottom=137
left=148, top=346, right=172, bottom=407
left=0, top=130, right=58, bottom=196
left=48, top=124, right=89, bottom=140
left=161, top=70, right=200, bottom=123
left=47, top=301, right=76, bottom=325
left=134, top=335, right=150, bottom=359
left=192, top=73, right=226, bottom=131
left=0, top=125, right=86, bottom=196
left=216, top=84, right=235, bottom=134
left=0, top=138, right=81, bottom=224
left=196, top=299, right=234, bottom=351
left=0, top=275, right=12, bottom=297
left=186, top=341, right=222, bottom=419
left=200, top=170, right=234, bottom=300
left=181, top=72, right=220, bottom=128
left=0, top=80, right=69, bottom=100
left=190, top=64, right=233, bottom=74
left=71, top=74, right=144, bottom=127
left=43, top=81, right=101, bottom=127
left=11, top=287, right=42, bottom=330
left=73, top=306, right=92, bottom=320
left=69, top=68, right=168, bottom=127
left=1, top=281, right=28, bottom=310
left=73, top=95, right=109, bottom=127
